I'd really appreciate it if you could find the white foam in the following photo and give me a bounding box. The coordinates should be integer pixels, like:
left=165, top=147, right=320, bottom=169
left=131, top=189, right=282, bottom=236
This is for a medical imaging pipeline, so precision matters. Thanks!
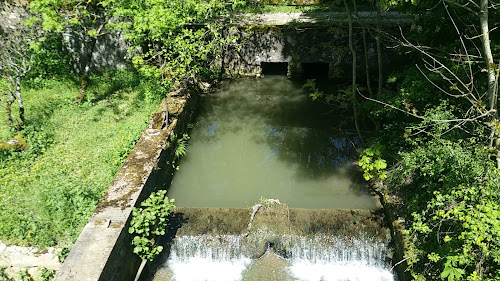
left=167, top=257, right=251, bottom=281
left=289, top=260, right=395, bottom=281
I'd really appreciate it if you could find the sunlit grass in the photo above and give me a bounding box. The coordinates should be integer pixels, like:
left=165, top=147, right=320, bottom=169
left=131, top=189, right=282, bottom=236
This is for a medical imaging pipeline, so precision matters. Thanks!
left=0, top=68, right=160, bottom=247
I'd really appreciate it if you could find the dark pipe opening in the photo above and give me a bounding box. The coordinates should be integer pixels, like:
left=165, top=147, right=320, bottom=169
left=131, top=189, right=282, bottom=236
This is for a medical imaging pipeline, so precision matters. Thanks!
left=261, top=62, right=288, bottom=75
left=302, top=62, right=329, bottom=79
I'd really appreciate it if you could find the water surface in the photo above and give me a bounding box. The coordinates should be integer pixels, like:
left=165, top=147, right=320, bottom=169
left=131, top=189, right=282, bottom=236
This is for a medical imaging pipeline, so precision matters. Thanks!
left=167, top=76, right=377, bottom=209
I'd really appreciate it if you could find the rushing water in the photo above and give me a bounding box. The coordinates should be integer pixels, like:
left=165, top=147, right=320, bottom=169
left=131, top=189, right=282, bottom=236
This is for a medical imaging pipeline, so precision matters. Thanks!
left=167, top=76, right=377, bottom=209
left=149, top=235, right=395, bottom=281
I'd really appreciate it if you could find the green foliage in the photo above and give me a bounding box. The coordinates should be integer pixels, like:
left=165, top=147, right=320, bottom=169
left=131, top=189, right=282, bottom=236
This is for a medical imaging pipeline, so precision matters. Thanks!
left=174, top=133, right=190, bottom=159
left=56, top=246, right=71, bottom=263
left=0, top=266, right=11, bottom=281
left=359, top=143, right=387, bottom=181
left=129, top=190, right=175, bottom=261
left=17, top=270, right=33, bottom=281
left=303, top=79, right=350, bottom=109
left=38, top=268, right=55, bottom=281
left=103, top=0, right=246, bottom=86
left=389, top=139, right=500, bottom=280
left=441, top=257, right=465, bottom=281
left=0, top=69, right=158, bottom=247
left=303, top=79, right=323, bottom=101
left=30, top=0, right=108, bottom=33
left=24, top=34, right=72, bottom=86
left=364, top=4, right=500, bottom=279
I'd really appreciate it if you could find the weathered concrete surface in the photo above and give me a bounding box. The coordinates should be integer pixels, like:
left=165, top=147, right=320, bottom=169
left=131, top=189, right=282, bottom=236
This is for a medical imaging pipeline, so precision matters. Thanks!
left=234, top=11, right=409, bottom=26
left=0, top=242, right=60, bottom=279
left=54, top=88, right=199, bottom=281
left=224, top=12, right=410, bottom=78
left=171, top=207, right=388, bottom=239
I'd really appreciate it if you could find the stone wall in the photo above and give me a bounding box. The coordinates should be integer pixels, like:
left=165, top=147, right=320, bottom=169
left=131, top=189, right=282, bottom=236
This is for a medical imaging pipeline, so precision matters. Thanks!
left=63, top=27, right=129, bottom=74
left=0, top=2, right=128, bottom=75
left=223, top=24, right=355, bottom=78
left=224, top=12, right=409, bottom=79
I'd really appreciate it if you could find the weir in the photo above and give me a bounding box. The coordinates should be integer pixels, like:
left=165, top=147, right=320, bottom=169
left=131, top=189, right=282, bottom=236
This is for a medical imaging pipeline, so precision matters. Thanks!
left=143, top=207, right=394, bottom=281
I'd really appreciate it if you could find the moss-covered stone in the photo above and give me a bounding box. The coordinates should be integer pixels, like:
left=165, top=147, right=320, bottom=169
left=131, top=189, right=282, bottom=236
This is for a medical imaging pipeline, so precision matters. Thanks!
left=0, top=134, right=29, bottom=151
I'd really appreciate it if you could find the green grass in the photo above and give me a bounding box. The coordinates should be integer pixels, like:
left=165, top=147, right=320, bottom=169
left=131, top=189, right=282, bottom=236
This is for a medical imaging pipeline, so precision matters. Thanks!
left=0, top=68, right=162, bottom=247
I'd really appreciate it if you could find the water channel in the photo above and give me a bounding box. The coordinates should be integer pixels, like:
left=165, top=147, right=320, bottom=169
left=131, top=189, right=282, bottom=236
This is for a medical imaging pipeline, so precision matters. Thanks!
left=150, top=76, right=395, bottom=281
left=167, top=76, right=377, bottom=209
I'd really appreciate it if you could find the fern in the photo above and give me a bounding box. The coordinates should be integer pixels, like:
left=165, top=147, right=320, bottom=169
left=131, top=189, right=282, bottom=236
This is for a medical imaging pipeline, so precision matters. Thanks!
left=174, top=133, right=190, bottom=158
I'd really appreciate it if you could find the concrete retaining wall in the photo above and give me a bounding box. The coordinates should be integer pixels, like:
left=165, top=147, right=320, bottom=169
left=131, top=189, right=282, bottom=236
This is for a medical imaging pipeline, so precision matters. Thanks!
left=54, top=88, right=200, bottom=281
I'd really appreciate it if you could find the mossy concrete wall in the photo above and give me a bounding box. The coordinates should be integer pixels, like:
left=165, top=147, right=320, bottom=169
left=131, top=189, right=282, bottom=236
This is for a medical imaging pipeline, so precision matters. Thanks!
left=224, top=12, right=409, bottom=78
left=54, top=88, right=200, bottom=281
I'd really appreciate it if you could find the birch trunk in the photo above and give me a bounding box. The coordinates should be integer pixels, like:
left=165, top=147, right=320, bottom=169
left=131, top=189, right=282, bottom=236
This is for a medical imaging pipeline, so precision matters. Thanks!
left=5, top=90, right=15, bottom=126
left=14, top=73, right=24, bottom=128
left=479, top=0, right=500, bottom=168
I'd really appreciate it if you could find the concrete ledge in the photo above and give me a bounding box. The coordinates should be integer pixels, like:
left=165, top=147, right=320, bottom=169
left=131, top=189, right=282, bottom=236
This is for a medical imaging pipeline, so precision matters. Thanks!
left=171, top=207, right=388, bottom=238
left=55, top=88, right=199, bottom=281
left=140, top=206, right=391, bottom=278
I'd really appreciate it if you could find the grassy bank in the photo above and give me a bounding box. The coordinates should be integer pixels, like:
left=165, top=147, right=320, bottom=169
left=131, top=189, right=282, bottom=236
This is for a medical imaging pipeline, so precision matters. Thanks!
left=0, top=68, right=162, bottom=247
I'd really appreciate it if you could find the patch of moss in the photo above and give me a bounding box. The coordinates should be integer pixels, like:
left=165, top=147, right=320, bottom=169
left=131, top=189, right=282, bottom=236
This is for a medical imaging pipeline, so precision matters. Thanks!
left=0, top=134, right=29, bottom=151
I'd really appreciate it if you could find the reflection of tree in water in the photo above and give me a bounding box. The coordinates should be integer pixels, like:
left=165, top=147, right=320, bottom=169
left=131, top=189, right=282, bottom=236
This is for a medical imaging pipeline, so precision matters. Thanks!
left=192, top=76, right=362, bottom=181
left=263, top=125, right=360, bottom=180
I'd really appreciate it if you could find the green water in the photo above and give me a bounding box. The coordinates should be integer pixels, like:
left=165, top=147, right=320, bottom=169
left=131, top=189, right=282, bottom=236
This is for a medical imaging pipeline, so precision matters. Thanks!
left=167, top=76, right=377, bottom=209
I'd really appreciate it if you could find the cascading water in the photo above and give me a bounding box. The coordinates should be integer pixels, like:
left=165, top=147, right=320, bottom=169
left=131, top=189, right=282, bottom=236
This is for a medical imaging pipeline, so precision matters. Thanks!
left=150, top=234, right=396, bottom=281
left=160, top=236, right=252, bottom=281
left=285, top=235, right=395, bottom=281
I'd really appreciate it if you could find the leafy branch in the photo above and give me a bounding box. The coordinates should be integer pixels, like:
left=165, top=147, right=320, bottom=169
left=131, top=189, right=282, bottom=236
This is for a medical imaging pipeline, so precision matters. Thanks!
left=129, top=190, right=175, bottom=261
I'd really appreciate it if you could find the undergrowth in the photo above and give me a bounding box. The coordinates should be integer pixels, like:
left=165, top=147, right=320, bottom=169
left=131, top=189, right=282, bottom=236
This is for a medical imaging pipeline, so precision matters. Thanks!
left=0, top=68, right=161, bottom=247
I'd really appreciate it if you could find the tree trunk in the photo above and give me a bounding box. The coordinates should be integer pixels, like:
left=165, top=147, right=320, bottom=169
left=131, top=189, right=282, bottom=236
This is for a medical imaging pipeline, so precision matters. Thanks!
left=219, top=27, right=226, bottom=80
left=76, top=32, right=98, bottom=103
left=76, top=65, right=90, bottom=103
left=479, top=0, right=496, bottom=112
left=479, top=0, right=500, bottom=168
left=362, top=28, right=373, bottom=98
left=376, top=2, right=383, bottom=97
left=344, top=0, right=364, bottom=145
left=5, top=91, right=15, bottom=126
left=15, top=73, right=24, bottom=129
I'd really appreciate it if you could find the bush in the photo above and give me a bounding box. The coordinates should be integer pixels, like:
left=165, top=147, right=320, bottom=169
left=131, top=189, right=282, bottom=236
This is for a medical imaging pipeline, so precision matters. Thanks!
left=388, top=138, right=500, bottom=281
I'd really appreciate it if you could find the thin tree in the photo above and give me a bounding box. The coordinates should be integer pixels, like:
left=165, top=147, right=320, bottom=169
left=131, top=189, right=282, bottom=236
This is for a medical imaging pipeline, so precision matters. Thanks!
left=344, top=0, right=364, bottom=144
left=0, top=3, right=37, bottom=129
left=30, top=0, right=110, bottom=103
